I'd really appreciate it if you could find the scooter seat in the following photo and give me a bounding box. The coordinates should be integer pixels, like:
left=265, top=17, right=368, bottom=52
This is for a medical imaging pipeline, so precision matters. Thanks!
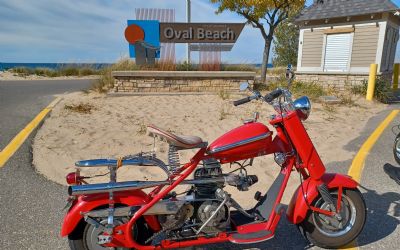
left=147, top=124, right=206, bottom=149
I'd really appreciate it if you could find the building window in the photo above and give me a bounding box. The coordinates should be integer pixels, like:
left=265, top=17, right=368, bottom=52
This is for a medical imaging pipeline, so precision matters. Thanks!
left=323, top=33, right=352, bottom=72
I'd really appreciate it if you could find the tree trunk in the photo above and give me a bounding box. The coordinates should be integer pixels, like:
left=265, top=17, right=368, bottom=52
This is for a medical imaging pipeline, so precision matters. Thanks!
left=260, top=38, right=272, bottom=84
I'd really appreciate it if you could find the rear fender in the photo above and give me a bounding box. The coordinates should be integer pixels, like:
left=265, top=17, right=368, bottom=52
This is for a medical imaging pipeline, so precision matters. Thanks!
left=60, top=190, right=160, bottom=237
left=286, top=173, right=358, bottom=224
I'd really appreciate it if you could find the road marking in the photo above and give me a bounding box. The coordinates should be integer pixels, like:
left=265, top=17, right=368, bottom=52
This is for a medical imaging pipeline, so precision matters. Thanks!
left=348, top=110, right=399, bottom=182
left=0, top=97, right=62, bottom=168
left=343, top=110, right=399, bottom=250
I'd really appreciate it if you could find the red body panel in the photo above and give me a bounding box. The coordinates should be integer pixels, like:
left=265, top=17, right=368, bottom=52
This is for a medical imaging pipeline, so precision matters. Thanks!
left=280, top=111, right=326, bottom=179
left=60, top=190, right=160, bottom=237
left=207, top=122, right=274, bottom=163
left=286, top=173, right=358, bottom=224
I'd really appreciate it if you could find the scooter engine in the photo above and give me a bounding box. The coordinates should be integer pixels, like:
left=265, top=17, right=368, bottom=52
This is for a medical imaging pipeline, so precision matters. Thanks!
left=193, top=158, right=224, bottom=198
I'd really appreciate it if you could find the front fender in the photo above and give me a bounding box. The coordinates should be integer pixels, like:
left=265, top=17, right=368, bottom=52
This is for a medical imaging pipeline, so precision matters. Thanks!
left=286, top=173, right=358, bottom=224
left=60, top=190, right=160, bottom=237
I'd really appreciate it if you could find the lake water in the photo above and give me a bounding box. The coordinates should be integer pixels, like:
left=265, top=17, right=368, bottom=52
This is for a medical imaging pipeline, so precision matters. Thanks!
left=0, top=62, right=273, bottom=71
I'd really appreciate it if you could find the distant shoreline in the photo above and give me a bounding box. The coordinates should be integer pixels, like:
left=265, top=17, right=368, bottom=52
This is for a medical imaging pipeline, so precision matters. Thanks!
left=0, top=63, right=111, bottom=71
left=0, top=62, right=273, bottom=71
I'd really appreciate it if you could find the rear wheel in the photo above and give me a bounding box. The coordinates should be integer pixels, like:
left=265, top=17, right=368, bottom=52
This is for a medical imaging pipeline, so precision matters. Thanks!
left=298, top=188, right=366, bottom=248
left=68, top=217, right=153, bottom=250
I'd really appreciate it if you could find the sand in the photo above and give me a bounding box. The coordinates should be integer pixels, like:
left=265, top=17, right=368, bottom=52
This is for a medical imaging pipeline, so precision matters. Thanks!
left=32, top=91, right=386, bottom=207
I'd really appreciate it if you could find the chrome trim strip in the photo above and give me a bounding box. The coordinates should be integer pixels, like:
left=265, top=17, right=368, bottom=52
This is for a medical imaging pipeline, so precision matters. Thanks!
left=68, top=180, right=170, bottom=196
left=75, top=158, right=156, bottom=167
left=208, top=132, right=272, bottom=154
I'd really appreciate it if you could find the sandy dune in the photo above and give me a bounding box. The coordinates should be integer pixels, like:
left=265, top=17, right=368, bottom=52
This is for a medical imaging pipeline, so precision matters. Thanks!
left=33, top=92, right=385, bottom=207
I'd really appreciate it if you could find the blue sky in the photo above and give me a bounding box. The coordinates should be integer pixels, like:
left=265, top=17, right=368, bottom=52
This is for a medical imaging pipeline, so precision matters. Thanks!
left=0, top=0, right=399, bottom=63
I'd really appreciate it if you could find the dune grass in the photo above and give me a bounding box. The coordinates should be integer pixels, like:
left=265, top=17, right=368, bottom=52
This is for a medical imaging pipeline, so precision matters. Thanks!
left=255, top=77, right=328, bottom=101
left=10, top=66, right=100, bottom=77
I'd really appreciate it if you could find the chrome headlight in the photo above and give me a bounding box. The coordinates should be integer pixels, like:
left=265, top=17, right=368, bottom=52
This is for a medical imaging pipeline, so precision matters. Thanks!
left=293, top=96, right=311, bottom=121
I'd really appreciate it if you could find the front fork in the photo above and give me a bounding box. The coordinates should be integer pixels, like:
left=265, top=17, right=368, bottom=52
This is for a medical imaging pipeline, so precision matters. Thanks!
left=311, top=183, right=343, bottom=220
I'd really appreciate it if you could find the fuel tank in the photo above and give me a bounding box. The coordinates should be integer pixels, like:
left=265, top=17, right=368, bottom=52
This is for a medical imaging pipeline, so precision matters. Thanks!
left=207, top=122, right=274, bottom=163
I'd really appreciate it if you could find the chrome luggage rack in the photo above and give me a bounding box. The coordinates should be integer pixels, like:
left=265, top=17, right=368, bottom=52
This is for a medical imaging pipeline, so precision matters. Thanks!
left=75, top=151, right=170, bottom=176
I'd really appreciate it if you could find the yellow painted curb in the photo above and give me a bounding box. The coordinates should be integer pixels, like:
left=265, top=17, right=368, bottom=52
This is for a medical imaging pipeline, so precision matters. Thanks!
left=0, top=96, right=62, bottom=168
left=348, top=110, right=399, bottom=182
left=341, top=110, right=399, bottom=250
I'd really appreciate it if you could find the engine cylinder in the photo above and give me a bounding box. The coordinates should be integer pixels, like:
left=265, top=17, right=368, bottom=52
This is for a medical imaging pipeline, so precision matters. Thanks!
left=194, top=159, right=224, bottom=198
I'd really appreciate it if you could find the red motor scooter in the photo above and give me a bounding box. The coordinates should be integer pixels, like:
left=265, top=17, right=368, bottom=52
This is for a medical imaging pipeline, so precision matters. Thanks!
left=61, top=82, right=366, bottom=249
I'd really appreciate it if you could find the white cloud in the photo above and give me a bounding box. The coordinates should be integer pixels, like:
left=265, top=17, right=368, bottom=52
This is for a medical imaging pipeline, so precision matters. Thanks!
left=0, top=0, right=269, bottom=63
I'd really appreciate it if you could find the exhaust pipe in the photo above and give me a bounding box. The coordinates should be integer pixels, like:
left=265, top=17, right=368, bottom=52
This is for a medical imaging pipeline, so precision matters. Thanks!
left=68, top=174, right=243, bottom=196
left=68, top=180, right=169, bottom=196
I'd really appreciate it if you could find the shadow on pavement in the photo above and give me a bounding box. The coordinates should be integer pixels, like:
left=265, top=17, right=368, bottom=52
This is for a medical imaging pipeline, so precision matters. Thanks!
left=357, top=178, right=400, bottom=247
left=185, top=205, right=313, bottom=249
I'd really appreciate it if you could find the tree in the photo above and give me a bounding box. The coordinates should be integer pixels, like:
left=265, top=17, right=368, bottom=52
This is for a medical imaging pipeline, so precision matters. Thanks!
left=210, top=0, right=305, bottom=83
left=272, top=19, right=299, bottom=67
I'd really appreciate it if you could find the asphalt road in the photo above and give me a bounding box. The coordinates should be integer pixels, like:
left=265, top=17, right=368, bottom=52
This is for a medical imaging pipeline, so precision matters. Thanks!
left=0, top=79, right=93, bottom=249
left=0, top=79, right=399, bottom=249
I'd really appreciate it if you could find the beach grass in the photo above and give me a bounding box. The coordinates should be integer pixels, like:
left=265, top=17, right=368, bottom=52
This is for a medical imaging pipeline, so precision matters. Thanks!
left=10, top=66, right=100, bottom=78
left=351, top=77, right=391, bottom=103
left=256, top=77, right=328, bottom=101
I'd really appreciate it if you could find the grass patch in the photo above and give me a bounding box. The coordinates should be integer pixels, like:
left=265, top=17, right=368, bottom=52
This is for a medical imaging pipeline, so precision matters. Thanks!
left=266, top=67, right=290, bottom=76
left=220, top=64, right=256, bottom=72
left=256, top=78, right=327, bottom=101
left=136, top=120, right=147, bottom=135
left=10, top=65, right=100, bottom=78
left=351, top=77, right=391, bottom=103
left=218, top=90, right=231, bottom=100
left=64, top=103, right=94, bottom=114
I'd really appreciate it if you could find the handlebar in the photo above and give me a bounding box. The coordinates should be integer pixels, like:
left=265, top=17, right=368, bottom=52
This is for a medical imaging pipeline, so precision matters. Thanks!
left=233, top=88, right=284, bottom=106
left=233, top=96, right=252, bottom=106
left=264, top=89, right=283, bottom=103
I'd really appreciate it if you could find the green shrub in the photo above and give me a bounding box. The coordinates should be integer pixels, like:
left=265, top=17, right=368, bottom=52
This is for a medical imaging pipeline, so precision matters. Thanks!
left=79, top=67, right=98, bottom=76
left=60, top=67, right=80, bottom=76
left=176, top=61, right=196, bottom=71
left=34, top=68, right=58, bottom=77
left=255, top=78, right=327, bottom=101
left=221, top=64, right=256, bottom=72
left=351, top=77, right=391, bottom=103
left=11, top=67, right=33, bottom=75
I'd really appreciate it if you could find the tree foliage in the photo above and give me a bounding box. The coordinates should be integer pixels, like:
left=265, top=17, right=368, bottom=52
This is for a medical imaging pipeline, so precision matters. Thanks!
left=272, top=19, right=299, bottom=67
left=210, top=0, right=305, bottom=82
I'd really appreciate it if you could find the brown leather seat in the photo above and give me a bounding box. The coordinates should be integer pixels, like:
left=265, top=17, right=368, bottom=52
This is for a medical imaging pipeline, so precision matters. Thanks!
left=147, top=124, right=205, bottom=149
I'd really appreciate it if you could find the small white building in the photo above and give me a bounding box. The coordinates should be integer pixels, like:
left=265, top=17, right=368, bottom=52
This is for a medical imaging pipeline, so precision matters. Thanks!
left=294, top=0, right=400, bottom=88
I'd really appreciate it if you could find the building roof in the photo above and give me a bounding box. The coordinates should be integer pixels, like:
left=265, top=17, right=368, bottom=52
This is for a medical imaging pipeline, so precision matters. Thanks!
left=295, top=0, right=399, bottom=22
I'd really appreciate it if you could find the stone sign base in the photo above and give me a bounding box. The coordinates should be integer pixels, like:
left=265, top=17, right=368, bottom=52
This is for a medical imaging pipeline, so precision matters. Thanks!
left=112, top=71, right=255, bottom=93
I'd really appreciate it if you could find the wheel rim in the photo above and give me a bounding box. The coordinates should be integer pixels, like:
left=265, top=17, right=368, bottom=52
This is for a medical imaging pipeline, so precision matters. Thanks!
left=312, top=192, right=357, bottom=237
left=83, top=219, right=132, bottom=250
left=395, top=139, right=400, bottom=159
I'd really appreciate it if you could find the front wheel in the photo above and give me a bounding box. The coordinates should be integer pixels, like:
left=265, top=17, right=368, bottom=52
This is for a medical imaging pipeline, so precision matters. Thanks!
left=393, top=133, right=400, bottom=165
left=298, top=188, right=366, bottom=249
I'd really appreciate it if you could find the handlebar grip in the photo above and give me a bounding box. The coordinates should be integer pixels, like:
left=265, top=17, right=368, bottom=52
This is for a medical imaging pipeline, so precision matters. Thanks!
left=233, top=96, right=251, bottom=106
left=264, top=89, right=283, bottom=102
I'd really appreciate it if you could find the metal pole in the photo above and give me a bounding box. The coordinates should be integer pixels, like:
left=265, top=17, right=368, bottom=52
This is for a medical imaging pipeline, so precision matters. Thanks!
left=186, top=0, right=191, bottom=64
left=393, top=63, right=399, bottom=90
left=366, top=64, right=378, bottom=101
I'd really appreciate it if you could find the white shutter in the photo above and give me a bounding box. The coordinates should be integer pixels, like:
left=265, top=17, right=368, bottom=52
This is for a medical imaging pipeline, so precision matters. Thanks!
left=324, top=33, right=352, bottom=72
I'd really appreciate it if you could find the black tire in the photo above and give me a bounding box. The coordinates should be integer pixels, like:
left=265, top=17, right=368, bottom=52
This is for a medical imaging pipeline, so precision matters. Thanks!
left=68, top=217, right=153, bottom=250
left=393, top=133, right=400, bottom=165
left=298, top=188, right=366, bottom=249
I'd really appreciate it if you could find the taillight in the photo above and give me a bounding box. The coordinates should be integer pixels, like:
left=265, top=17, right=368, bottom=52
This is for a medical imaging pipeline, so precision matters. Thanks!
left=66, top=172, right=84, bottom=185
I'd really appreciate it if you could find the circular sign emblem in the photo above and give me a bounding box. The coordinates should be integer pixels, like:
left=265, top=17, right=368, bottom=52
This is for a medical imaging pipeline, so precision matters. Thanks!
left=125, top=24, right=145, bottom=44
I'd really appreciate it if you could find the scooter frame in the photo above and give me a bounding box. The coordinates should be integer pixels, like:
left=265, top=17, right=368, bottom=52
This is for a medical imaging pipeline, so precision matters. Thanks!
left=61, top=110, right=359, bottom=249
